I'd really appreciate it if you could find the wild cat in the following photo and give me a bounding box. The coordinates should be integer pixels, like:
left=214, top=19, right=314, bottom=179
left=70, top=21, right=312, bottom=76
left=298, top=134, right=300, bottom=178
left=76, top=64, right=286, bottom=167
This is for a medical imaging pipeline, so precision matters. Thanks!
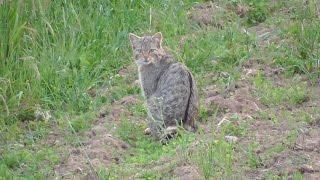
left=129, top=32, right=199, bottom=140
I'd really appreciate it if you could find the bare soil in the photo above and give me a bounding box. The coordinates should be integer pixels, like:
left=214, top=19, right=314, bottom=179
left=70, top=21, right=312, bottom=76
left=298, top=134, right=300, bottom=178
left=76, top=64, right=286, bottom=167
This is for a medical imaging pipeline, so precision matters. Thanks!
left=54, top=94, right=143, bottom=178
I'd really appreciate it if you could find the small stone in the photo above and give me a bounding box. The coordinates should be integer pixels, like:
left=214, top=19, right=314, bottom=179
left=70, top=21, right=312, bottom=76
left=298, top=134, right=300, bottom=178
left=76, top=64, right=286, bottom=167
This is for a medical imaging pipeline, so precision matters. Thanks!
left=225, top=135, right=239, bottom=143
left=133, top=80, right=140, bottom=87
left=35, top=105, right=52, bottom=121
left=245, top=68, right=258, bottom=77
left=220, top=72, right=230, bottom=78
left=144, top=128, right=151, bottom=135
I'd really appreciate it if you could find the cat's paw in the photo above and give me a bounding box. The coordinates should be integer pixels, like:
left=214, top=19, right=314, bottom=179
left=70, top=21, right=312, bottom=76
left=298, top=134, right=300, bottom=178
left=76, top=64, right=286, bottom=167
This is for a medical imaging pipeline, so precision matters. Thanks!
left=164, top=126, right=178, bottom=135
left=160, top=126, right=178, bottom=144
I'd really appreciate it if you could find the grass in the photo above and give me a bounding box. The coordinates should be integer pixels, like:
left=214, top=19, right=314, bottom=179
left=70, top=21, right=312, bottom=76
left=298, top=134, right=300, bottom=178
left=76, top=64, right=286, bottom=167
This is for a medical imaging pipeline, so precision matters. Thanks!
left=244, top=0, right=268, bottom=26
left=68, top=112, right=95, bottom=133
left=252, top=73, right=309, bottom=106
left=109, top=118, right=196, bottom=178
left=246, top=143, right=263, bottom=169
left=1, top=0, right=320, bottom=179
left=193, top=138, right=235, bottom=178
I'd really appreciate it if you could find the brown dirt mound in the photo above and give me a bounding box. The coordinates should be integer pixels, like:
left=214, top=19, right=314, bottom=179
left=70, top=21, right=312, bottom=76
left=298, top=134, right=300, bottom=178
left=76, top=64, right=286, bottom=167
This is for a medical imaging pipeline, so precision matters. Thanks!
left=188, top=2, right=224, bottom=28
left=99, top=95, right=141, bottom=121
left=204, top=84, right=260, bottom=114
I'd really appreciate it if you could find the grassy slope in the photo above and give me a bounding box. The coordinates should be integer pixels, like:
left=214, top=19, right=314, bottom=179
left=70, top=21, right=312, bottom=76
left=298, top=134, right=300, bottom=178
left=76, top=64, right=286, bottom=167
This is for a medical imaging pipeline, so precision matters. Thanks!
left=1, top=0, right=319, bottom=179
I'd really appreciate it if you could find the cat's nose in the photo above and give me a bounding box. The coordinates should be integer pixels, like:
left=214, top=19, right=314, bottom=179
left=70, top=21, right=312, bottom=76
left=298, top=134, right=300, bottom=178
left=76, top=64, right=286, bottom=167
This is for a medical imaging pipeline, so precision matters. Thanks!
left=144, top=57, right=148, bottom=62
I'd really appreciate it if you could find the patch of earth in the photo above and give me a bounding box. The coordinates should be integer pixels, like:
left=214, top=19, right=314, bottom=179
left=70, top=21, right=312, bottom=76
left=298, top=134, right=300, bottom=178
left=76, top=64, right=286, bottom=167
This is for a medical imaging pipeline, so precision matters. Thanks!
left=248, top=23, right=280, bottom=48
left=236, top=93, right=320, bottom=179
left=234, top=65, right=320, bottom=179
left=276, top=5, right=295, bottom=18
left=173, top=165, right=203, bottom=180
left=188, top=2, right=225, bottom=28
left=204, top=81, right=260, bottom=115
left=263, top=66, right=284, bottom=78
left=242, top=57, right=286, bottom=87
left=54, top=117, right=130, bottom=178
left=99, top=95, right=142, bottom=121
left=262, top=66, right=287, bottom=88
left=241, top=58, right=263, bottom=78
left=54, top=95, right=143, bottom=178
left=244, top=21, right=317, bottom=97
left=295, top=128, right=320, bottom=153
left=256, top=127, right=320, bottom=179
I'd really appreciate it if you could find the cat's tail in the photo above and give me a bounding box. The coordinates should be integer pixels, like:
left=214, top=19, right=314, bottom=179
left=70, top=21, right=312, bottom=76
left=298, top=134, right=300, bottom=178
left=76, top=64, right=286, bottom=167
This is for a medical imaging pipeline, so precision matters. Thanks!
left=183, top=71, right=199, bottom=132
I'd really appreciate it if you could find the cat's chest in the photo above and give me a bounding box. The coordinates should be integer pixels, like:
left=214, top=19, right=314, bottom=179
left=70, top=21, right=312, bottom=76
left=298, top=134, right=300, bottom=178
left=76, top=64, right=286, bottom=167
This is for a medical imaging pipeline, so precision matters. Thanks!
left=138, top=67, right=160, bottom=98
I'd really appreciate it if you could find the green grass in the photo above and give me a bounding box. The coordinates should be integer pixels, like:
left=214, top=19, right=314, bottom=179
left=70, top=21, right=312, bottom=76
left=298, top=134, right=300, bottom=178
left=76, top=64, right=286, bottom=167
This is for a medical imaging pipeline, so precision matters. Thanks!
left=252, top=73, right=309, bottom=106
left=244, top=0, right=268, bottom=26
left=193, top=138, right=235, bottom=178
left=0, top=145, right=60, bottom=178
left=246, top=143, right=263, bottom=169
left=1, top=0, right=320, bottom=178
left=68, top=112, right=95, bottom=133
left=110, top=118, right=196, bottom=178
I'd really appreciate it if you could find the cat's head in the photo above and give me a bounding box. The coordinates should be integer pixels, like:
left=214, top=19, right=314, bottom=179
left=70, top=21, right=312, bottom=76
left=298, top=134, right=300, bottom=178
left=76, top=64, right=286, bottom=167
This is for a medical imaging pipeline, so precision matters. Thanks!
left=129, top=32, right=164, bottom=66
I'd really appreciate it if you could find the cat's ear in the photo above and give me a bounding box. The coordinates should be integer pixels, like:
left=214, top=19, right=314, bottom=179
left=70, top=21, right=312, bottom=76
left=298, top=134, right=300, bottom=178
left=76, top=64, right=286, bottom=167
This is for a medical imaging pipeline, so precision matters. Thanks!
left=152, top=32, right=162, bottom=48
left=129, top=33, right=141, bottom=49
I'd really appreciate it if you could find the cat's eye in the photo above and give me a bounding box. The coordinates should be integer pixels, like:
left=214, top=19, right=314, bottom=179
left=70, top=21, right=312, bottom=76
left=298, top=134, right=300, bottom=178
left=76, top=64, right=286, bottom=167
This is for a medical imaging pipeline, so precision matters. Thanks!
left=136, top=49, right=142, bottom=53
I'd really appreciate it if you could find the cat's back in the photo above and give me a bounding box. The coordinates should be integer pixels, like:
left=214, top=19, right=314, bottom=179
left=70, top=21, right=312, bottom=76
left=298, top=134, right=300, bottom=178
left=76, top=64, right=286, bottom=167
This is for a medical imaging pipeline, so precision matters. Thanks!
left=158, top=62, right=190, bottom=93
left=155, top=61, right=198, bottom=129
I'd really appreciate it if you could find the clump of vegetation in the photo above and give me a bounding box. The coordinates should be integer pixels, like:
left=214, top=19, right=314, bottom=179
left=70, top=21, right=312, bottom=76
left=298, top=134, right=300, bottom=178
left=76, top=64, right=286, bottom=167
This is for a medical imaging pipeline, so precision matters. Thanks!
left=221, top=114, right=247, bottom=137
left=246, top=143, right=263, bottom=168
left=193, top=139, right=234, bottom=178
left=288, top=20, right=320, bottom=80
left=244, top=0, right=268, bottom=25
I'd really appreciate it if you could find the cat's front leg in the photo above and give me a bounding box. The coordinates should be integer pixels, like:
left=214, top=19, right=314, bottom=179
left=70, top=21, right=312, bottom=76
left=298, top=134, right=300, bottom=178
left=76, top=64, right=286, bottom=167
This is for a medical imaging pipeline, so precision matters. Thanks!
left=145, top=95, right=166, bottom=139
